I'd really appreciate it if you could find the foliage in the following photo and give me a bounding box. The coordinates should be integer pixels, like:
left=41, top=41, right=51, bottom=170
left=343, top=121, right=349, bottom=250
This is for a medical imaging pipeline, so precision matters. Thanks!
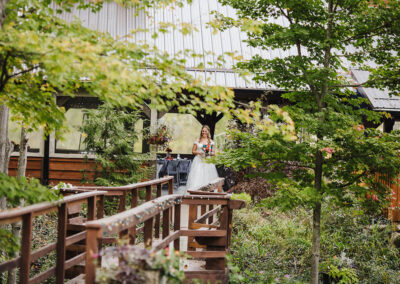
left=96, top=246, right=185, bottom=284
left=0, top=173, right=61, bottom=208
left=0, top=173, right=61, bottom=263
left=0, top=0, right=259, bottom=142
left=212, top=0, right=400, bottom=281
left=229, top=202, right=400, bottom=283
left=231, top=192, right=252, bottom=204
left=81, top=104, right=151, bottom=186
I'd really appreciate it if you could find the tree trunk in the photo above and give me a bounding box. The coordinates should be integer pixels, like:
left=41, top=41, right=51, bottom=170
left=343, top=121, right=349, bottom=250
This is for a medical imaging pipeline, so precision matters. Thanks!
left=0, top=105, right=12, bottom=210
left=7, top=127, right=28, bottom=284
left=311, top=150, right=323, bottom=284
left=0, top=0, right=9, bottom=28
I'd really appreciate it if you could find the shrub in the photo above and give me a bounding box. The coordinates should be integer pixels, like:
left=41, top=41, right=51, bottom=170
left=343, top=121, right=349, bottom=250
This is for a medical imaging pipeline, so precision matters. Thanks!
left=229, top=201, right=400, bottom=283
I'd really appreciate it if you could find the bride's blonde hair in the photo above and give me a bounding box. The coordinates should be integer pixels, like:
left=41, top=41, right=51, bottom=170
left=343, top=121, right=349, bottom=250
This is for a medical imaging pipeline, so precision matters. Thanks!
left=199, top=125, right=211, bottom=144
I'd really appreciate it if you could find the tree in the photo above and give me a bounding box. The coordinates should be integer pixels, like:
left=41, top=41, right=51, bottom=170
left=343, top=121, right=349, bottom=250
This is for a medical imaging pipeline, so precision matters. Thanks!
left=213, top=0, right=400, bottom=282
left=0, top=0, right=245, bottom=179
left=80, top=104, right=149, bottom=186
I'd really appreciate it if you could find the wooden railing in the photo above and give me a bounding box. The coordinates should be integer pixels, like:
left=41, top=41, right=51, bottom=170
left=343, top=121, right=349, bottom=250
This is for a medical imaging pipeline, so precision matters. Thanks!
left=0, top=191, right=106, bottom=284
left=84, top=177, right=245, bottom=284
left=0, top=177, right=244, bottom=283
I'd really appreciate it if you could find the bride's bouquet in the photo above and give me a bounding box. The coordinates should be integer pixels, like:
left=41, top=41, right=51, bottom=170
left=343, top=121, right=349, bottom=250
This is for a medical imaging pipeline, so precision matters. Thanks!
left=202, top=143, right=213, bottom=157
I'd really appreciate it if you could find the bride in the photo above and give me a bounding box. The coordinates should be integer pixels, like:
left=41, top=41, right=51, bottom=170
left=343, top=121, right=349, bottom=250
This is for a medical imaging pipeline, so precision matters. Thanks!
left=186, top=125, right=219, bottom=190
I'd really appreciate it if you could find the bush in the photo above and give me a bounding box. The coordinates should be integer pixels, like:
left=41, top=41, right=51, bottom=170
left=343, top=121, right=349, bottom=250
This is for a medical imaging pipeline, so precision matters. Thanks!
left=229, top=201, right=400, bottom=283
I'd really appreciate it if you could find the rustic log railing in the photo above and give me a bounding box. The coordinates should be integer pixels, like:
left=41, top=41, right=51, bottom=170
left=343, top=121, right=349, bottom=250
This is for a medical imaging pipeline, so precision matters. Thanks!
left=0, top=191, right=106, bottom=284
left=84, top=177, right=245, bottom=284
left=0, top=177, right=245, bottom=283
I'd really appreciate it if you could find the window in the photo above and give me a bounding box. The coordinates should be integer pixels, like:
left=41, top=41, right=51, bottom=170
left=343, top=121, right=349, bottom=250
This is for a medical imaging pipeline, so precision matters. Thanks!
left=8, top=119, right=42, bottom=153
left=55, top=108, right=86, bottom=153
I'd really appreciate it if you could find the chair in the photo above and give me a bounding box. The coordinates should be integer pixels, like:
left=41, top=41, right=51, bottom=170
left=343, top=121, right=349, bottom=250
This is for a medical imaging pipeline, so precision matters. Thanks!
left=166, top=160, right=180, bottom=186
left=156, top=159, right=166, bottom=178
left=178, top=159, right=191, bottom=186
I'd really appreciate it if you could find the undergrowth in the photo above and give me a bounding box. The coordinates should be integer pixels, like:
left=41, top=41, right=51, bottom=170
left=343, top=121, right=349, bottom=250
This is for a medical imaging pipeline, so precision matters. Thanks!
left=229, top=199, right=400, bottom=283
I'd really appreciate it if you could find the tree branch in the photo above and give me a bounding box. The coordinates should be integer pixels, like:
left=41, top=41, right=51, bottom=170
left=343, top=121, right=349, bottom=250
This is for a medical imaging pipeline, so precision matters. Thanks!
left=9, top=65, right=40, bottom=79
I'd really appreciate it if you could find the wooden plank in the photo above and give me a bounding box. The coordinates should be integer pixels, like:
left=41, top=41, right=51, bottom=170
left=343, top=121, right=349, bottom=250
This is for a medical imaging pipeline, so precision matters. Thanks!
left=65, top=231, right=86, bottom=247
left=209, top=204, right=214, bottom=224
left=20, top=213, right=33, bottom=284
left=185, top=251, right=226, bottom=258
left=195, top=206, right=221, bottom=224
left=187, top=190, right=227, bottom=196
left=0, top=257, right=20, bottom=273
left=180, top=230, right=227, bottom=237
left=85, top=195, right=183, bottom=231
left=29, top=267, right=56, bottom=284
left=182, top=199, right=228, bottom=206
left=174, top=203, right=181, bottom=250
left=56, top=203, right=67, bottom=284
left=85, top=228, right=99, bottom=284
left=187, top=204, right=197, bottom=251
left=65, top=252, right=86, bottom=270
left=31, top=242, right=57, bottom=262
left=145, top=185, right=152, bottom=201
left=191, top=223, right=218, bottom=229
left=144, top=217, right=153, bottom=247
left=152, top=231, right=181, bottom=251
left=162, top=208, right=170, bottom=240
left=155, top=184, right=162, bottom=238
left=129, top=189, right=138, bottom=245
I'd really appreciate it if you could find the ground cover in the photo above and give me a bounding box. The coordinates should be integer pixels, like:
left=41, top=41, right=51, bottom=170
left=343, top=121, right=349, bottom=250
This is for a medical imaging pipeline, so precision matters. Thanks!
left=229, top=196, right=400, bottom=283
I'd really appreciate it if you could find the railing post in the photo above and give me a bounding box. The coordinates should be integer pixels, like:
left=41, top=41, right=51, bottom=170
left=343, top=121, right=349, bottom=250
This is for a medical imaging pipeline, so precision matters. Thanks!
left=187, top=204, right=197, bottom=251
left=20, top=213, right=33, bottom=284
left=130, top=188, right=138, bottom=245
left=174, top=203, right=181, bottom=251
left=145, top=185, right=152, bottom=201
left=56, top=203, right=67, bottom=284
left=144, top=217, right=154, bottom=247
left=119, top=191, right=127, bottom=212
left=87, top=196, right=96, bottom=221
left=86, top=228, right=100, bottom=284
left=155, top=184, right=162, bottom=238
left=162, top=207, right=170, bottom=240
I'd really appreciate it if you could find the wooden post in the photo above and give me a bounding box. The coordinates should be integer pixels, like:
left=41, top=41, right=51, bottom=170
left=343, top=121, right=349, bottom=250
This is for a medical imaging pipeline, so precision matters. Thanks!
left=119, top=191, right=128, bottom=239
left=154, top=184, right=162, bottom=238
left=130, top=189, right=138, bottom=245
left=162, top=208, right=170, bottom=240
left=208, top=204, right=214, bottom=224
left=174, top=203, right=181, bottom=251
left=87, top=196, right=96, bottom=221
left=168, top=179, right=173, bottom=195
left=205, top=205, right=228, bottom=270
left=144, top=217, right=154, bottom=247
left=85, top=228, right=100, bottom=284
left=20, top=213, right=33, bottom=284
left=119, top=191, right=127, bottom=212
left=56, top=204, right=68, bottom=284
left=97, top=195, right=104, bottom=265
left=187, top=204, right=197, bottom=251
left=145, top=185, right=152, bottom=201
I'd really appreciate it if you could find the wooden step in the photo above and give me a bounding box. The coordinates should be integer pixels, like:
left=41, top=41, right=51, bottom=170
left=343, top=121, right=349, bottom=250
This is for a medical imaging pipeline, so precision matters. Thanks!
left=184, top=269, right=228, bottom=284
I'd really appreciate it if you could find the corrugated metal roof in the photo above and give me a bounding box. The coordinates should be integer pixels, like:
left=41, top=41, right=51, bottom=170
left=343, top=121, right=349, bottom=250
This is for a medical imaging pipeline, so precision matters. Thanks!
left=52, top=0, right=294, bottom=89
left=352, top=70, right=400, bottom=112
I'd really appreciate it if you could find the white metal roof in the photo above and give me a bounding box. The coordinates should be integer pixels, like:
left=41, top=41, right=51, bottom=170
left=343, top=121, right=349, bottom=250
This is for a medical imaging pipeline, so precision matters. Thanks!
left=53, top=1, right=400, bottom=113
left=351, top=70, right=400, bottom=112
left=53, top=0, right=297, bottom=90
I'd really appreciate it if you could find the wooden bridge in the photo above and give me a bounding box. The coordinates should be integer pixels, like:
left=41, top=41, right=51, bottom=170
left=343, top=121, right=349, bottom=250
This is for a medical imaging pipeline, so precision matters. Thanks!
left=0, top=177, right=245, bottom=283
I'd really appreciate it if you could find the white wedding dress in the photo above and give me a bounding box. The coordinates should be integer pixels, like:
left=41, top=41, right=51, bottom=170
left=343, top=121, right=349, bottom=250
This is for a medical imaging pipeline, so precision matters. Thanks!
left=186, top=141, right=219, bottom=190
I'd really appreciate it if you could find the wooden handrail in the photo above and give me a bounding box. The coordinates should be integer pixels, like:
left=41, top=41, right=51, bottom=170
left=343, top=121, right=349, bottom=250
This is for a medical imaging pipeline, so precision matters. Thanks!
left=189, top=177, right=224, bottom=192
left=0, top=191, right=106, bottom=284
left=0, top=191, right=106, bottom=225
left=72, top=176, right=174, bottom=191
left=86, top=194, right=183, bottom=233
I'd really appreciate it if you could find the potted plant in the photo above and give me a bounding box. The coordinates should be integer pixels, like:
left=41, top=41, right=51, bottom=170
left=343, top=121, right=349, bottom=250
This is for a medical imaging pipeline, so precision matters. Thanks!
left=146, top=125, right=172, bottom=146
left=95, top=246, right=185, bottom=284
